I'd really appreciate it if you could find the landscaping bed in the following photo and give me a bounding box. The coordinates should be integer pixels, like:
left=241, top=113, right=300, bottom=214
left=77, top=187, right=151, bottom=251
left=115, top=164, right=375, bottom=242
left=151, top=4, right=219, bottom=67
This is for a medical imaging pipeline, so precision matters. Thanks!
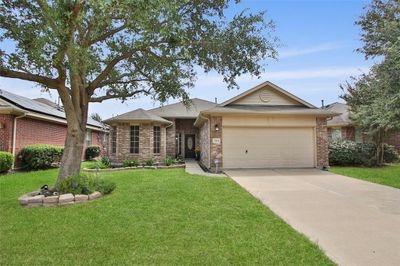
left=18, top=190, right=103, bottom=208
left=82, top=163, right=186, bottom=172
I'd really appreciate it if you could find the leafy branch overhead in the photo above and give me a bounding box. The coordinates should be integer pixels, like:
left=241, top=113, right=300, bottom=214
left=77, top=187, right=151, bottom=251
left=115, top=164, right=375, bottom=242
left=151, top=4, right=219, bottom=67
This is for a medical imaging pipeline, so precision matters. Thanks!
left=341, top=0, right=400, bottom=165
left=0, top=0, right=278, bottom=104
left=0, top=0, right=278, bottom=180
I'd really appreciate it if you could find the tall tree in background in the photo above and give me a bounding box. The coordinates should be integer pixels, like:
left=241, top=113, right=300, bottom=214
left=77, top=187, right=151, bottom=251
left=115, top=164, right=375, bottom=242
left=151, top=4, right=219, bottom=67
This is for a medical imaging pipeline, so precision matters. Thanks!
left=341, top=0, right=400, bottom=165
left=0, top=0, right=278, bottom=182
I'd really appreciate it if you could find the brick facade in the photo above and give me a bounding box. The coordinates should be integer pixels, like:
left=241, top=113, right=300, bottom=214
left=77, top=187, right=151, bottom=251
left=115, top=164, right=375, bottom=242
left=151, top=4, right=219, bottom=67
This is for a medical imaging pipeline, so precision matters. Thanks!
left=209, top=116, right=222, bottom=169
left=165, top=118, right=175, bottom=157
left=0, top=114, right=106, bottom=162
left=316, top=117, right=329, bottom=168
left=109, top=122, right=166, bottom=163
left=0, top=114, right=14, bottom=153
left=386, top=133, right=400, bottom=151
left=198, top=119, right=210, bottom=168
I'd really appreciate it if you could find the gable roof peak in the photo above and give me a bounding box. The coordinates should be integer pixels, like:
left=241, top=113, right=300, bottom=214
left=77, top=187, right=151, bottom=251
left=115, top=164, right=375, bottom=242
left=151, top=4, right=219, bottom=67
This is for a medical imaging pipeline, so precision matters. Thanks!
left=219, top=81, right=316, bottom=108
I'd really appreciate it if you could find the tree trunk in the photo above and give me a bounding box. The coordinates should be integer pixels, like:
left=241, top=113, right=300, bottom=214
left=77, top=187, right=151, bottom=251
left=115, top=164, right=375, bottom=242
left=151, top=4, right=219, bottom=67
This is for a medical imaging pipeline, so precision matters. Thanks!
left=57, top=123, right=85, bottom=183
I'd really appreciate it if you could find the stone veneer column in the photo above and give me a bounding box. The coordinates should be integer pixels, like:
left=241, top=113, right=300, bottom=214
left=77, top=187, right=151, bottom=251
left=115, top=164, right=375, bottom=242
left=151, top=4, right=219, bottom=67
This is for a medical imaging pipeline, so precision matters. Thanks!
left=209, top=116, right=223, bottom=169
left=165, top=119, right=176, bottom=157
left=316, top=117, right=329, bottom=168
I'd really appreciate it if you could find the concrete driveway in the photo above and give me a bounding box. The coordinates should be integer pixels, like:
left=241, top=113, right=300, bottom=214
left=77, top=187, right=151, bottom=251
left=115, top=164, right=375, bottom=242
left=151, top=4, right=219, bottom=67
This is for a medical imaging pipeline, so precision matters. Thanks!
left=226, top=169, right=400, bottom=266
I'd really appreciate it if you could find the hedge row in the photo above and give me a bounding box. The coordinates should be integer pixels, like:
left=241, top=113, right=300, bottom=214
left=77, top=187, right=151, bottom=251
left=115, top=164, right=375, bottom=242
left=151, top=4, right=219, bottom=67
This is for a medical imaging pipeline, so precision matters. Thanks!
left=85, top=145, right=101, bottom=160
left=329, top=140, right=399, bottom=166
left=20, top=144, right=64, bottom=170
left=0, top=152, right=13, bottom=173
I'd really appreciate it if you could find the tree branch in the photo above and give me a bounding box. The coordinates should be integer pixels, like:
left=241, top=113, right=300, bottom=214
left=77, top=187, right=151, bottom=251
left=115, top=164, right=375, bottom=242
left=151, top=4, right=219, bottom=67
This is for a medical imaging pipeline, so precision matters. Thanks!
left=90, top=89, right=150, bottom=102
left=0, top=69, right=59, bottom=89
left=86, top=24, right=127, bottom=46
left=86, top=50, right=136, bottom=94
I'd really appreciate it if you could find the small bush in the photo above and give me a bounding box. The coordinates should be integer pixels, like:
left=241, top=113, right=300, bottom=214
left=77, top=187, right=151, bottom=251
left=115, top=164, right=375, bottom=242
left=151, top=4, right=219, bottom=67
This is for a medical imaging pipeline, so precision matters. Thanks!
left=20, top=144, right=63, bottom=170
left=144, top=159, right=154, bottom=166
left=122, top=160, right=140, bottom=167
left=383, top=144, right=399, bottom=163
left=57, top=173, right=116, bottom=195
left=86, top=145, right=101, bottom=160
left=101, top=157, right=111, bottom=168
left=95, top=179, right=116, bottom=194
left=162, top=156, right=175, bottom=166
left=329, top=140, right=399, bottom=166
left=0, top=151, right=13, bottom=173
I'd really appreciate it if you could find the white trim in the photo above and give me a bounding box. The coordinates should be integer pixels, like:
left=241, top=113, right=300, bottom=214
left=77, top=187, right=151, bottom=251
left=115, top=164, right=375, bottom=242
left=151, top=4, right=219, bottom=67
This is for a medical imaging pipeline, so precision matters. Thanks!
left=219, top=81, right=316, bottom=108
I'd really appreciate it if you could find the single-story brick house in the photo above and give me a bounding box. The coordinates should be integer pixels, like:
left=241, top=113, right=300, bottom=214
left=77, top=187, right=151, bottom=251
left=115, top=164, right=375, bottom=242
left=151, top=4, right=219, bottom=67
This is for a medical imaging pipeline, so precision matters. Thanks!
left=0, top=89, right=108, bottom=165
left=105, top=81, right=338, bottom=170
left=325, top=102, right=400, bottom=150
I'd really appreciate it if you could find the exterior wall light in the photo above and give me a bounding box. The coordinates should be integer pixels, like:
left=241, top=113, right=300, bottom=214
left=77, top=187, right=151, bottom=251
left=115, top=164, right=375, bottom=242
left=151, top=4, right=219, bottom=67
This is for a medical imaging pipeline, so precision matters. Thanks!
left=215, top=124, right=219, bottom=131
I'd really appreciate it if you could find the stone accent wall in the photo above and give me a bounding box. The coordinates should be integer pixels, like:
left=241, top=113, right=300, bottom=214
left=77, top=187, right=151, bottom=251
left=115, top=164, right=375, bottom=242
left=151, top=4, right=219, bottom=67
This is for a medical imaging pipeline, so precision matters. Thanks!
left=210, top=116, right=223, bottom=169
left=165, top=118, right=175, bottom=157
left=0, top=114, right=14, bottom=153
left=198, top=119, right=210, bottom=168
left=109, top=122, right=166, bottom=163
left=316, top=117, right=329, bottom=168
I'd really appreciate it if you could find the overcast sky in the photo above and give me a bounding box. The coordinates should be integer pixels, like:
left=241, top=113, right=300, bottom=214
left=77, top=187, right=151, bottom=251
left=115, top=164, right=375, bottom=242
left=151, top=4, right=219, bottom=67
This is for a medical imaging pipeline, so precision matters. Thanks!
left=0, top=0, right=375, bottom=119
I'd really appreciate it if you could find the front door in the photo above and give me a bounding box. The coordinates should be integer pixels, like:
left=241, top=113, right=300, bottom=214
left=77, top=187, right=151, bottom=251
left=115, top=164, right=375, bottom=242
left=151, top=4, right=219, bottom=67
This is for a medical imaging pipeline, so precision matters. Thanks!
left=185, top=134, right=195, bottom=158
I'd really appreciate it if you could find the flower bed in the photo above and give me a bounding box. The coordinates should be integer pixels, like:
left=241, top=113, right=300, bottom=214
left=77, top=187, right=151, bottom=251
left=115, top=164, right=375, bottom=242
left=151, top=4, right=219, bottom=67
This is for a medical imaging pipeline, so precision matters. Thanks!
left=82, top=163, right=186, bottom=172
left=18, top=190, right=103, bottom=208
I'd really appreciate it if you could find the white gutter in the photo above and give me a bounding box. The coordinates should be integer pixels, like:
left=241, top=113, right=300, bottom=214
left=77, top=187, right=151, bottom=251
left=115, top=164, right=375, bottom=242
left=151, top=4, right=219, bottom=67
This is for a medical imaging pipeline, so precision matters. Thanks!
left=12, top=112, right=27, bottom=169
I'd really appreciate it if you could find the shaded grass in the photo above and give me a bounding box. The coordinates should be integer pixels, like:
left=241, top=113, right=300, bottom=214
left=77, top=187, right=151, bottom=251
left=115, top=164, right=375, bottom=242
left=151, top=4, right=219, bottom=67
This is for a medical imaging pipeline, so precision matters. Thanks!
left=0, top=168, right=333, bottom=265
left=330, top=163, right=400, bottom=189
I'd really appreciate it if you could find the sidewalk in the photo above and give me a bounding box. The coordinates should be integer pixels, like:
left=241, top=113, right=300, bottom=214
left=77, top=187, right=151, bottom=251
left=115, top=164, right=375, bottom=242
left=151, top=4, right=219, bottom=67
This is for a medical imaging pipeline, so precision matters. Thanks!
left=185, top=160, right=226, bottom=177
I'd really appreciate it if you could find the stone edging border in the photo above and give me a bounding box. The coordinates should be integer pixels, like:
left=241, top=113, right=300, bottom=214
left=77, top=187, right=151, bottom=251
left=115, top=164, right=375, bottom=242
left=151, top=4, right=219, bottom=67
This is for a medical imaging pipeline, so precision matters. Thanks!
left=18, top=191, right=102, bottom=208
left=82, top=164, right=186, bottom=172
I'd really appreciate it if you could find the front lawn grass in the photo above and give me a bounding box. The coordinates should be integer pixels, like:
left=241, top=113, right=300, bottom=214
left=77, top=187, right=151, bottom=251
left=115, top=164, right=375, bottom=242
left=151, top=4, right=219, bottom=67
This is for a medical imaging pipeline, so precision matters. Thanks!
left=0, top=168, right=333, bottom=265
left=330, top=163, right=400, bottom=189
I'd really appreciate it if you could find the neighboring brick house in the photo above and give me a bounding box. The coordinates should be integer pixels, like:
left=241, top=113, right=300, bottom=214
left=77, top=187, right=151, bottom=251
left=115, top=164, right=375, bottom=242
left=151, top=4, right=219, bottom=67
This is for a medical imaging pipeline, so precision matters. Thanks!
left=325, top=102, right=400, bottom=150
left=0, top=89, right=108, bottom=166
left=105, top=81, right=338, bottom=170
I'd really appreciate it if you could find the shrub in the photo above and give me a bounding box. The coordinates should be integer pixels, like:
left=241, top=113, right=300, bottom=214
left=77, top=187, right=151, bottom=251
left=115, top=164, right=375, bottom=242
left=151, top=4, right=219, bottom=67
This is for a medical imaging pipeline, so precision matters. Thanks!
left=383, top=144, right=399, bottom=163
left=86, top=145, right=101, bottom=160
left=122, top=160, right=140, bottom=167
left=0, top=151, right=13, bottom=173
left=144, top=159, right=154, bottom=166
left=95, top=179, right=117, bottom=194
left=20, top=144, right=63, bottom=170
left=329, top=140, right=398, bottom=166
left=101, top=157, right=111, bottom=168
left=162, top=156, right=175, bottom=166
left=57, top=173, right=116, bottom=195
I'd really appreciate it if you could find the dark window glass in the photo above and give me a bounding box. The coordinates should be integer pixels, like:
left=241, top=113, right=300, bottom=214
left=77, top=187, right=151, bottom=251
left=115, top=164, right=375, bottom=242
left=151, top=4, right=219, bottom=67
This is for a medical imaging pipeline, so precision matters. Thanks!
left=130, top=126, right=139, bottom=153
left=153, top=126, right=161, bottom=153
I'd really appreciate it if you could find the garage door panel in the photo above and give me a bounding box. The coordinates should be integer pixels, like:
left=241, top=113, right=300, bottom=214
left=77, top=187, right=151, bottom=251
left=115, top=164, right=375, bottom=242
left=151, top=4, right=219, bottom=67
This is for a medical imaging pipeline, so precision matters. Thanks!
left=223, top=127, right=315, bottom=168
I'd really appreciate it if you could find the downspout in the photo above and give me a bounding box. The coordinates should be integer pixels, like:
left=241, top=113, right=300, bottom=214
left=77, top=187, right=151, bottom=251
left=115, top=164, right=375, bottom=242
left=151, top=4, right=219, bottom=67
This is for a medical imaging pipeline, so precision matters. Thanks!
left=12, top=112, right=27, bottom=169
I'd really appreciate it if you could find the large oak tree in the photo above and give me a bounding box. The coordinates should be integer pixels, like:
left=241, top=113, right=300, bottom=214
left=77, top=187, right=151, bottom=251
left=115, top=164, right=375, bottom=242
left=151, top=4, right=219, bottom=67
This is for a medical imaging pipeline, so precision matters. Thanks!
left=0, top=0, right=278, bottom=182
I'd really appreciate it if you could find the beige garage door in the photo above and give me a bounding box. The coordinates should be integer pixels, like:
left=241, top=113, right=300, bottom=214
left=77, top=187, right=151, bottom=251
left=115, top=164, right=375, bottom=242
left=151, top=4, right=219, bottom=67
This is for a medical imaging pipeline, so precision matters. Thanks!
left=223, top=127, right=315, bottom=168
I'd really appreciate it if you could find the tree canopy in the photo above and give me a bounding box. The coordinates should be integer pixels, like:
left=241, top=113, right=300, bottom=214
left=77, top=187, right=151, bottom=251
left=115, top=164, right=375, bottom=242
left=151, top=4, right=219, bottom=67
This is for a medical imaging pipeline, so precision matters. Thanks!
left=341, top=0, right=400, bottom=164
left=0, top=0, right=277, bottom=104
left=0, top=0, right=278, bottom=180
